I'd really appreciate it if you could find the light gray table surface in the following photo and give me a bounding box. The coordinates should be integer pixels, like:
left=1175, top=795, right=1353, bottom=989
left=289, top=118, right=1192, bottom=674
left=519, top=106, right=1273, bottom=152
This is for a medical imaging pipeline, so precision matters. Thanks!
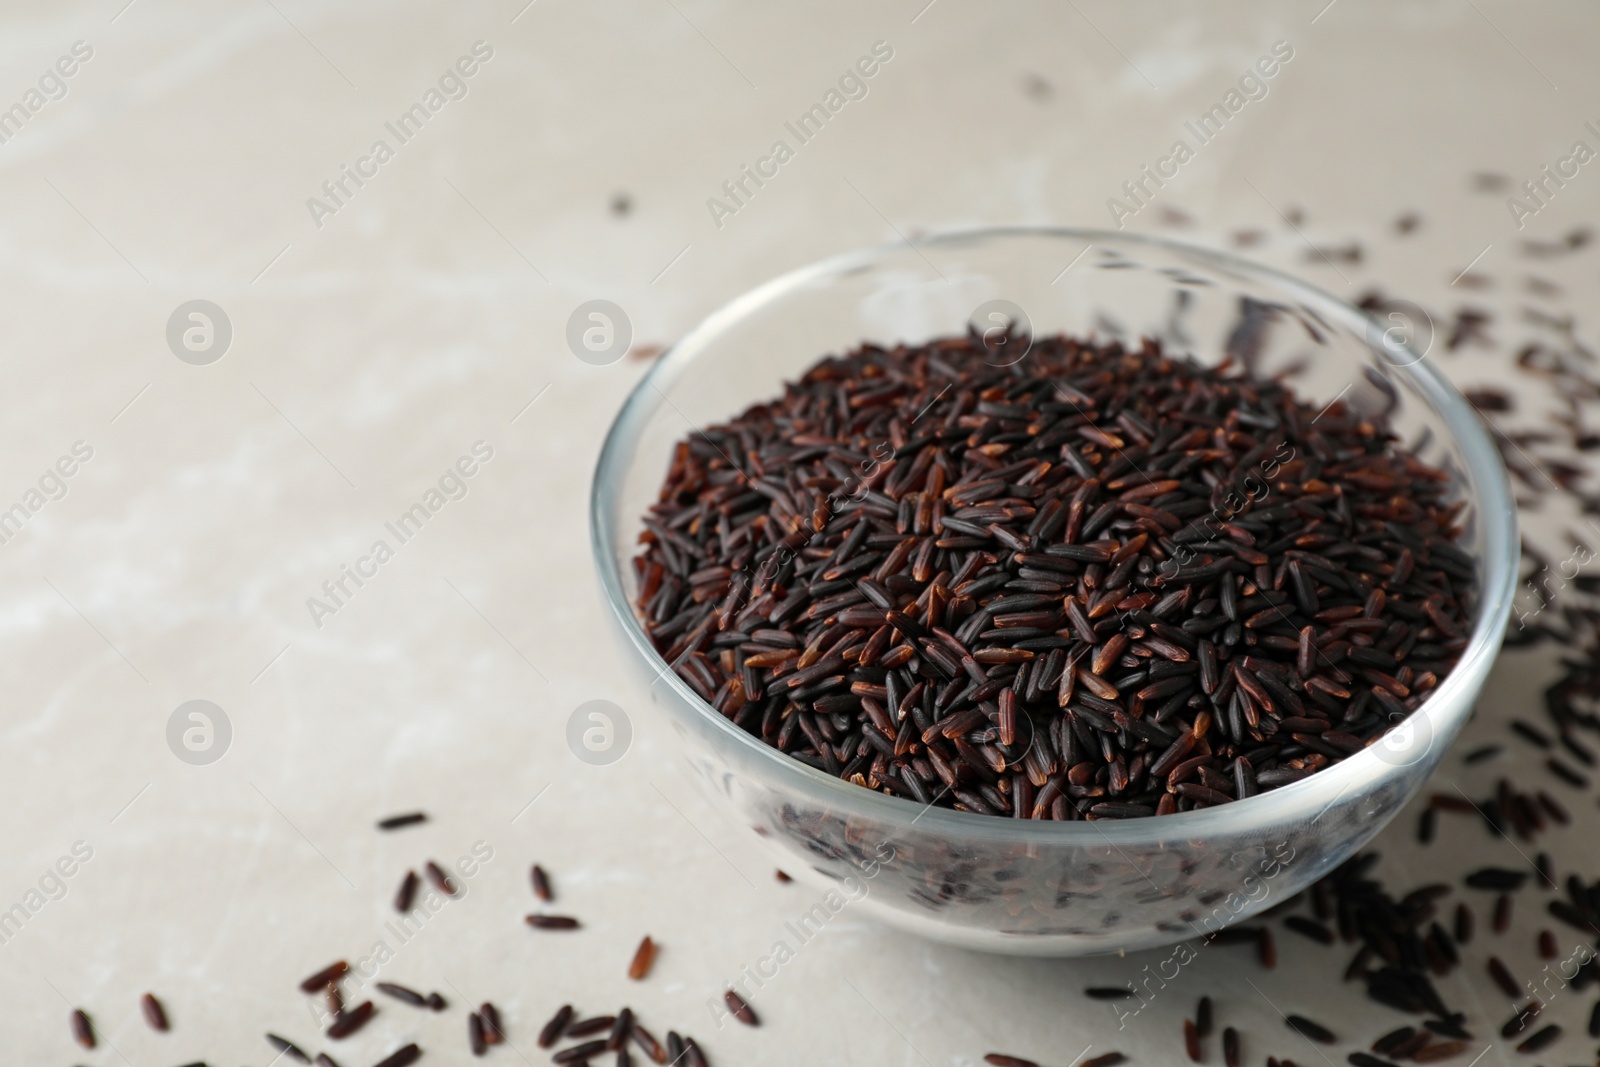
left=2, top=1, right=1597, bottom=1063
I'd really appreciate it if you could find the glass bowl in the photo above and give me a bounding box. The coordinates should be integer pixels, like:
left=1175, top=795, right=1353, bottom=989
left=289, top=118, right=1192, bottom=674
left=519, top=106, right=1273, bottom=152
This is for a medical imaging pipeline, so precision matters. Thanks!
left=589, top=227, right=1517, bottom=956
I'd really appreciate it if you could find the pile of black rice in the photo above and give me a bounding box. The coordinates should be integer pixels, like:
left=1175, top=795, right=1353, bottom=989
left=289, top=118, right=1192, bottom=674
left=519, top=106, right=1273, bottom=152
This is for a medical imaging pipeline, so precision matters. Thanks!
left=634, top=333, right=1475, bottom=818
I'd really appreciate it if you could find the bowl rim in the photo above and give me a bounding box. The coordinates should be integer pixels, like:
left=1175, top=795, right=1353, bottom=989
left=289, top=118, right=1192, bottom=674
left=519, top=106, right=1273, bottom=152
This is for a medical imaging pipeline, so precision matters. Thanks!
left=590, top=224, right=1519, bottom=845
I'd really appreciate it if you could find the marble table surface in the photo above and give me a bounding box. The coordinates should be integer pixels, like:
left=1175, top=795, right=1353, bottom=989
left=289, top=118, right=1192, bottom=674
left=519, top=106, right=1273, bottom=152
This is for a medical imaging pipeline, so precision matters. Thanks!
left=3, top=1, right=1598, bottom=1063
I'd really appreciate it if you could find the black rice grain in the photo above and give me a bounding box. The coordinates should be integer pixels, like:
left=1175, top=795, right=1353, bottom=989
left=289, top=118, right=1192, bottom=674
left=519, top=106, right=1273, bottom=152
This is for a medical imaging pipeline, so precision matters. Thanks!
left=372, top=1044, right=423, bottom=1067
left=1511, top=720, right=1552, bottom=748
left=1223, top=1026, right=1240, bottom=1067
left=1493, top=893, right=1512, bottom=932
left=266, top=1033, right=311, bottom=1063
left=480, top=1002, right=504, bottom=1044
left=1258, top=927, right=1278, bottom=969
left=425, top=860, right=457, bottom=896
left=1545, top=757, right=1588, bottom=787
left=1285, top=916, right=1334, bottom=945
left=1196, top=995, right=1213, bottom=1038
left=1500, top=1000, right=1541, bottom=1038
left=469, top=1011, right=487, bottom=1056
left=70, top=1008, right=95, bottom=1049
left=1370, top=1027, right=1414, bottom=1055
left=1286, top=1015, right=1335, bottom=1043
left=377, top=812, right=426, bottom=830
left=1205, top=927, right=1259, bottom=946
left=1488, top=957, right=1521, bottom=998
left=141, top=992, right=169, bottom=1031
left=608, top=1007, right=634, bottom=1051
left=724, top=989, right=758, bottom=1026
left=568, top=1015, right=617, bottom=1039
left=1464, top=867, right=1527, bottom=891
left=327, top=1001, right=373, bottom=1039
left=554, top=1039, right=608, bottom=1064
left=629, top=936, right=658, bottom=980
left=1588, top=999, right=1600, bottom=1038
left=1080, top=1054, right=1127, bottom=1067
left=1514, top=1023, right=1560, bottom=1053
left=1387, top=1031, right=1431, bottom=1058
left=299, top=961, right=349, bottom=993
left=1349, top=1054, right=1401, bottom=1067
left=376, top=983, right=428, bottom=1008
left=1084, top=986, right=1133, bottom=1000
left=395, top=869, right=419, bottom=913
left=532, top=864, right=553, bottom=902
left=539, top=1005, right=574, bottom=1048
left=632, top=1022, right=666, bottom=1063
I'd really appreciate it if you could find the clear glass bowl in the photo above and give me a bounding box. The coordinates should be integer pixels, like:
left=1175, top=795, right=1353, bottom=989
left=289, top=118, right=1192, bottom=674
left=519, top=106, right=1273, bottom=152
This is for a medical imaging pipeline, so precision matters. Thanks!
left=590, top=228, right=1518, bottom=956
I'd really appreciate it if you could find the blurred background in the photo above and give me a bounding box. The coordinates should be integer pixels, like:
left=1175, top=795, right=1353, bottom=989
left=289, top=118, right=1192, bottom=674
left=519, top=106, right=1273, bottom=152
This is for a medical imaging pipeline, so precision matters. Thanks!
left=2, top=1, right=1597, bottom=1063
